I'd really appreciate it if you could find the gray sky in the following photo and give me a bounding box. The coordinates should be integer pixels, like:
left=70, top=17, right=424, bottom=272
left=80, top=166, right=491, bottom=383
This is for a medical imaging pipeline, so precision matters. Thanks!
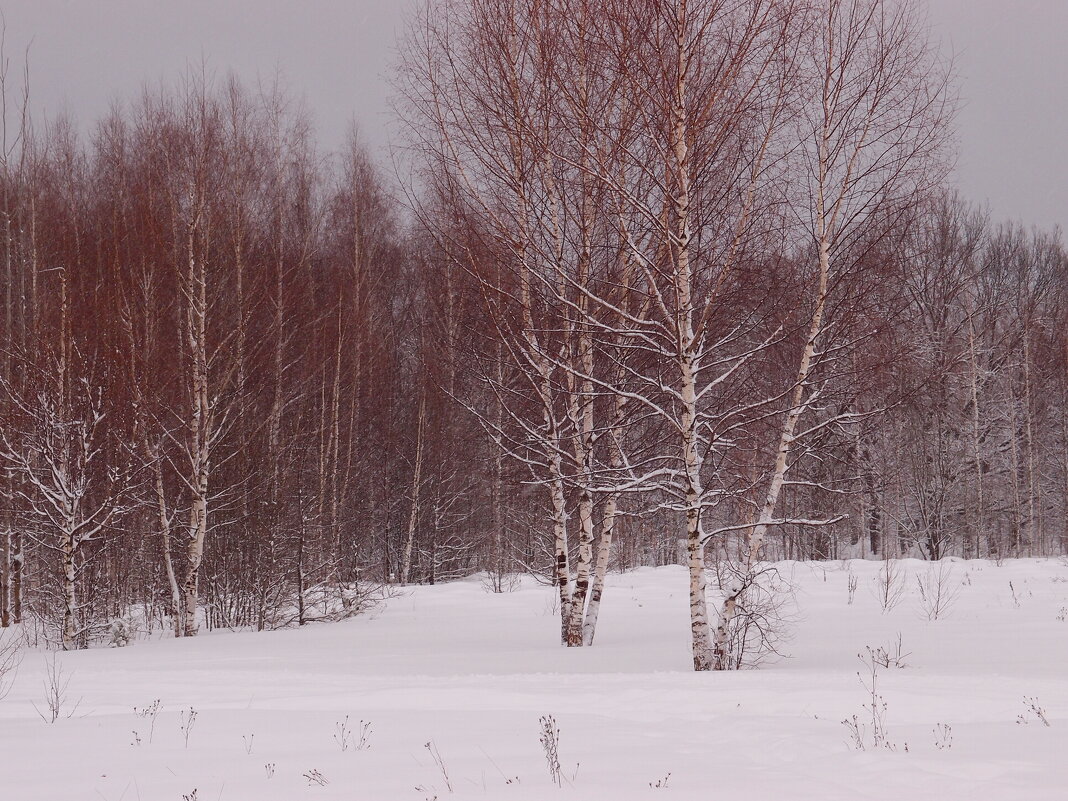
left=3, top=0, right=1066, bottom=231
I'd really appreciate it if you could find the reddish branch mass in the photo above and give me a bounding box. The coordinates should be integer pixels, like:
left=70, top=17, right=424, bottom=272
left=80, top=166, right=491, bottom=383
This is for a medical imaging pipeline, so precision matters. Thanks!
left=0, top=0, right=1063, bottom=680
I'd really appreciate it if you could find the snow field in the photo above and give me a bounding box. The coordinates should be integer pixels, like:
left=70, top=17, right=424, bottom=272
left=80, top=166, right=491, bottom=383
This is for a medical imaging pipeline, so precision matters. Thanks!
left=2, top=558, right=1067, bottom=800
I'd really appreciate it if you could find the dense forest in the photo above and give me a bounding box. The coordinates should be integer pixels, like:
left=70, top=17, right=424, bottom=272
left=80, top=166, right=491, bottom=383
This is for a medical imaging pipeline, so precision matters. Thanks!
left=0, top=0, right=1066, bottom=671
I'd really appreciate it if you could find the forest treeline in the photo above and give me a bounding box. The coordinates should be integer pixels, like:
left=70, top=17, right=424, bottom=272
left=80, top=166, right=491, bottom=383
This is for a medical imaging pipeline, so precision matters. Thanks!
left=0, top=0, right=1066, bottom=669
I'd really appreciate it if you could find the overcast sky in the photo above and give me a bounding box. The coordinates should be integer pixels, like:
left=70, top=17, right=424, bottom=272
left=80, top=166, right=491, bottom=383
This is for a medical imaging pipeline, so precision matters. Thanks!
left=3, top=1, right=1065, bottom=231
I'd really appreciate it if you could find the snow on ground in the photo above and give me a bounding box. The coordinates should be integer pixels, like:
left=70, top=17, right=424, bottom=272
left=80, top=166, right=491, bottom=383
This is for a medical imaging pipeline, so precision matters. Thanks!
left=2, top=559, right=1067, bottom=800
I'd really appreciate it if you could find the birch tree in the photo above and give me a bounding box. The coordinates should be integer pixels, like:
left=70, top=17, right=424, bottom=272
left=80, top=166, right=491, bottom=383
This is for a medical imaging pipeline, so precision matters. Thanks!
left=0, top=372, right=130, bottom=649
left=557, top=0, right=802, bottom=670
left=397, top=0, right=619, bottom=645
left=705, top=0, right=953, bottom=667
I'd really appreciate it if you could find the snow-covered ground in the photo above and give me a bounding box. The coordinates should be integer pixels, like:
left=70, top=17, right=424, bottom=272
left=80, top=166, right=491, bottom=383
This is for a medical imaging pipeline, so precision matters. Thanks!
left=2, top=558, right=1067, bottom=800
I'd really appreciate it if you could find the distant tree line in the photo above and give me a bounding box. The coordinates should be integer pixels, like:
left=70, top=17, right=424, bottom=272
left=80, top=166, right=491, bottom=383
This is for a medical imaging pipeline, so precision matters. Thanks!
left=0, top=1, right=1065, bottom=669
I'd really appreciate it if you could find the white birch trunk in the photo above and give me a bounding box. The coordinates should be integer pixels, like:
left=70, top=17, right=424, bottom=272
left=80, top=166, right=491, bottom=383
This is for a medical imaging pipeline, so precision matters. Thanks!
left=664, top=0, right=713, bottom=672
left=10, top=531, right=20, bottom=624
left=581, top=388, right=627, bottom=647
left=153, top=452, right=183, bottom=637
left=181, top=213, right=211, bottom=637
left=565, top=487, right=594, bottom=646
left=581, top=492, right=618, bottom=647
left=682, top=353, right=713, bottom=671
left=400, top=386, right=427, bottom=585
left=712, top=109, right=833, bottom=667
left=1008, top=377, right=1022, bottom=556
left=60, top=524, right=77, bottom=650
left=0, top=529, right=8, bottom=628
left=1023, top=333, right=1038, bottom=556
left=550, top=458, right=572, bottom=646
left=966, top=310, right=985, bottom=557
left=711, top=235, right=828, bottom=668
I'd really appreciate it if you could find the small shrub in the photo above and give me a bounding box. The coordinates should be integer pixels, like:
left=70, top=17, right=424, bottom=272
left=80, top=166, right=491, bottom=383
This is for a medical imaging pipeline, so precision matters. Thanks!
left=334, top=715, right=372, bottom=751
left=933, top=723, right=953, bottom=750
left=0, top=627, right=22, bottom=701
left=842, top=647, right=905, bottom=751
left=868, top=633, right=910, bottom=669
left=916, top=562, right=960, bottom=621
left=354, top=719, right=372, bottom=750
left=846, top=571, right=858, bottom=605
left=649, top=773, right=671, bottom=789
left=1017, top=697, right=1050, bottom=727
left=179, top=706, right=198, bottom=748
left=873, top=559, right=906, bottom=613
left=33, top=653, right=80, bottom=724
left=133, top=699, right=162, bottom=744
left=711, top=561, right=795, bottom=669
left=539, top=715, right=562, bottom=787
left=334, top=715, right=353, bottom=751
left=424, top=741, right=453, bottom=793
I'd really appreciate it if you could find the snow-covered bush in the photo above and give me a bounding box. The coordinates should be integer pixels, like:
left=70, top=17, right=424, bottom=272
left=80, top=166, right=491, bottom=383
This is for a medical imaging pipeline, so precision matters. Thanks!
left=108, top=617, right=133, bottom=648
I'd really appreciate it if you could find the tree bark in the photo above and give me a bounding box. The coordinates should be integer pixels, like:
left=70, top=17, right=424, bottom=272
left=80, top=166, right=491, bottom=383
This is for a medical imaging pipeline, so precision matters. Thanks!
left=400, top=385, right=427, bottom=585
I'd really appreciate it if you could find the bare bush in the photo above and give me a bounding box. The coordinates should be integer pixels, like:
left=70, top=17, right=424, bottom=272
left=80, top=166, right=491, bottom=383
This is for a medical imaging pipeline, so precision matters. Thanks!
left=873, top=559, right=907, bottom=613
left=842, top=647, right=904, bottom=751
left=353, top=719, right=372, bottom=750
left=711, top=562, right=795, bottom=670
left=933, top=723, right=953, bottom=750
left=424, top=740, right=453, bottom=793
left=179, top=706, right=198, bottom=748
left=334, top=715, right=373, bottom=752
left=33, top=653, right=80, bottom=723
left=0, top=627, right=22, bottom=701
left=539, top=715, right=562, bottom=788
left=334, top=715, right=353, bottom=751
left=916, top=562, right=961, bottom=620
left=133, top=698, right=162, bottom=744
left=1017, top=697, right=1050, bottom=727
left=868, top=634, right=910, bottom=669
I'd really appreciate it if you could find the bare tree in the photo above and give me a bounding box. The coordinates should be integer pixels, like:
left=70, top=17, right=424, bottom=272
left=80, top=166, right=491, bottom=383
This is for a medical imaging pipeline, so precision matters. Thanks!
left=710, top=0, right=954, bottom=668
